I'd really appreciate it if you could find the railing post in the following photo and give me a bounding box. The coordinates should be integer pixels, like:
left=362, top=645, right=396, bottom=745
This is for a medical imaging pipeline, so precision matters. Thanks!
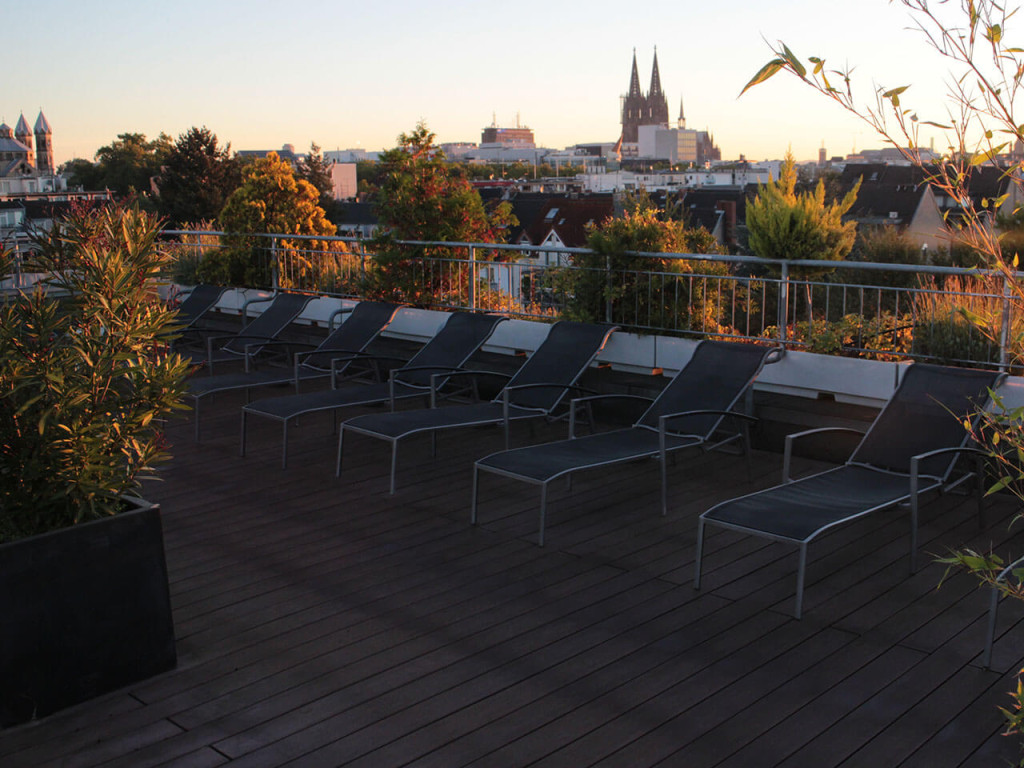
left=270, top=236, right=279, bottom=292
left=778, top=261, right=789, bottom=345
left=358, top=239, right=367, bottom=283
left=468, top=245, right=476, bottom=310
left=193, top=231, right=202, bottom=280
left=1000, top=271, right=1012, bottom=371
left=605, top=253, right=613, bottom=324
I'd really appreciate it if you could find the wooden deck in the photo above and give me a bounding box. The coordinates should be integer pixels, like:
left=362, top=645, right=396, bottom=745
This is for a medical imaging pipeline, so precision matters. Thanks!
left=3, top=386, right=1024, bottom=767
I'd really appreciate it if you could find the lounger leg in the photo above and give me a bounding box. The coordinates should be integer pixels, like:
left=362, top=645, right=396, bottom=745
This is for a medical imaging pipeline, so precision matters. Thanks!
left=660, top=452, right=668, bottom=517
left=742, top=422, right=753, bottom=483
left=693, top=519, right=706, bottom=589
left=282, top=420, right=289, bottom=470
left=538, top=483, right=548, bottom=547
left=795, top=545, right=807, bottom=619
left=983, top=586, right=1000, bottom=669
left=336, top=429, right=345, bottom=477
left=909, top=495, right=919, bottom=574
left=389, top=441, right=399, bottom=495
left=470, top=466, right=480, bottom=525
left=240, top=410, right=247, bottom=457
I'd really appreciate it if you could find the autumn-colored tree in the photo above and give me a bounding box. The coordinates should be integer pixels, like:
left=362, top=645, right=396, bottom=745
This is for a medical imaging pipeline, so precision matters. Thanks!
left=368, top=122, right=514, bottom=305
left=206, top=152, right=335, bottom=288
left=560, top=193, right=728, bottom=331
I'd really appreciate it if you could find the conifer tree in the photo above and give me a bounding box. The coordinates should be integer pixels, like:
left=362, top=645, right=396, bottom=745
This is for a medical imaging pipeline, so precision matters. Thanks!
left=746, top=150, right=859, bottom=319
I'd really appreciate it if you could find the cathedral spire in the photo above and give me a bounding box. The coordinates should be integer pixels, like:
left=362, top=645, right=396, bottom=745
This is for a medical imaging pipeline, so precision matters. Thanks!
left=678, top=97, right=686, bottom=129
left=627, top=48, right=642, bottom=100
left=649, top=46, right=664, bottom=98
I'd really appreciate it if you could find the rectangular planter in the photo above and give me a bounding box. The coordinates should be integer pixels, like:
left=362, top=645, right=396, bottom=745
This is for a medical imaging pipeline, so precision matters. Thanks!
left=0, top=499, right=176, bottom=726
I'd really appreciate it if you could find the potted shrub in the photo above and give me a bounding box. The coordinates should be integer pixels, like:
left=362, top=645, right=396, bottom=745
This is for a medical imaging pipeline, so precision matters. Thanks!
left=0, top=205, right=190, bottom=726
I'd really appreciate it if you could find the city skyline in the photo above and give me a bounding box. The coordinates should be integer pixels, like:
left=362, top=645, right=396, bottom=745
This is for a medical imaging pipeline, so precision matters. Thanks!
left=8, top=0, right=959, bottom=167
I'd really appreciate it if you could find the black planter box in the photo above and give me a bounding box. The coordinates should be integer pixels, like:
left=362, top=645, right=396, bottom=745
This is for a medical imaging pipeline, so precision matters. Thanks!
left=0, top=500, right=177, bottom=726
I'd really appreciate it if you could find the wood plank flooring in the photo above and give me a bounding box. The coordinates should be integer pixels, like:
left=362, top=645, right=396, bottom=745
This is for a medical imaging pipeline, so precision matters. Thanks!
left=2, top=386, right=1024, bottom=767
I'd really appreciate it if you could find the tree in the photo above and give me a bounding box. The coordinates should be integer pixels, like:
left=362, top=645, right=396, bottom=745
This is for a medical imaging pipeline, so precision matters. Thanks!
left=746, top=150, right=859, bottom=322
left=743, top=0, right=1024, bottom=752
left=156, top=126, right=239, bottom=226
left=297, top=142, right=334, bottom=205
left=209, top=152, right=335, bottom=288
left=92, top=132, right=172, bottom=200
left=368, top=122, right=514, bottom=305
left=559, top=193, right=728, bottom=331
left=58, top=158, right=104, bottom=191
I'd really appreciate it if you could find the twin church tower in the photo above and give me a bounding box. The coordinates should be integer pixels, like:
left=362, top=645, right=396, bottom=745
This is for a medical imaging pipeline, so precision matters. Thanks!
left=619, top=49, right=718, bottom=165
left=620, top=48, right=670, bottom=144
left=0, top=110, right=54, bottom=175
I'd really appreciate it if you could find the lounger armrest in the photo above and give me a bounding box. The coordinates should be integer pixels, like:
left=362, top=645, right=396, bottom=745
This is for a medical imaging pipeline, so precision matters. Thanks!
left=501, top=381, right=569, bottom=410
left=568, top=394, right=654, bottom=437
left=657, top=409, right=756, bottom=436
left=242, top=339, right=293, bottom=371
left=997, top=553, right=1024, bottom=585
left=329, top=351, right=384, bottom=387
left=909, top=445, right=990, bottom=490
left=498, top=382, right=595, bottom=423
left=203, top=333, right=275, bottom=369
left=783, top=427, right=866, bottom=482
left=386, top=365, right=464, bottom=408
left=428, top=369, right=511, bottom=407
left=205, top=332, right=275, bottom=354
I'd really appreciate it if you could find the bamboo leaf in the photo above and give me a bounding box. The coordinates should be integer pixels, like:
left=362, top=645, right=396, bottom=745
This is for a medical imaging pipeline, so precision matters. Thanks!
left=740, top=59, right=787, bottom=96
left=780, top=44, right=807, bottom=78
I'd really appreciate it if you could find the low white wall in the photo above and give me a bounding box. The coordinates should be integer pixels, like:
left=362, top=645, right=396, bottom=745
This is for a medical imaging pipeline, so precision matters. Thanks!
left=171, top=285, right=1001, bottom=407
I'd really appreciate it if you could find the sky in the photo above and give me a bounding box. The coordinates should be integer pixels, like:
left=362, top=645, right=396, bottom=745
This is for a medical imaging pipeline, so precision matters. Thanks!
left=5, top=0, right=966, bottom=167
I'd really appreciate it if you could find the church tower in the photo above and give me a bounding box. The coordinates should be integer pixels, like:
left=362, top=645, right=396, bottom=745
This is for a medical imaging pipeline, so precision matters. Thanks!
left=620, top=49, right=645, bottom=143
left=620, top=49, right=670, bottom=145
left=34, top=110, right=53, bottom=174
left=645, top=48, right=669, bottom=125
left=15, top=113, right=33, bottom=167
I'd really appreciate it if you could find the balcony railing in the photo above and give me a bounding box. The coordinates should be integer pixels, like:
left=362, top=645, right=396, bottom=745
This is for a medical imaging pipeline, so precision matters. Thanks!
left=158, top=229, right=1021, bottom=370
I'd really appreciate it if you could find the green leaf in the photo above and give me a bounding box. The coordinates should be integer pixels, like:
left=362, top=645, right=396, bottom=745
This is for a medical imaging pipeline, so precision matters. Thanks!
left=780, top=44, right=807, bottom=78
left=882, top=86, right=910, bottom=99
left=740, top=59, right=787, bottom=96
left=970, top=144, right=1008, bottom=165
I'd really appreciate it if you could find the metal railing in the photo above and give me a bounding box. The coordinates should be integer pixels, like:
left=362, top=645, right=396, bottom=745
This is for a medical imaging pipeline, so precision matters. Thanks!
left=158, top=229, right=1022, bottom=370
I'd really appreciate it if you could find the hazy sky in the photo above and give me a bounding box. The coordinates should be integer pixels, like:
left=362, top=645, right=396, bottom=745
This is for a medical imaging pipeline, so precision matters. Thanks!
left=6, top=0, right=963, bottom=167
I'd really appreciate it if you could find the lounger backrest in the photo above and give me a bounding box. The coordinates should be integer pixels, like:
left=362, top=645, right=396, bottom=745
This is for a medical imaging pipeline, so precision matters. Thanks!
left=318, top=301, right=402, bottom=354
left=222, top=292, right=311, bottom=355
left=851, top=362, right=1001, bottom=478
left=174, top=284, right=224, bottom=328
left=500, top=321, right=618, bottom=412
left=637, top=341, right=773, bottom=438
left=300, top=300, right=401, bottom=371
left=398, top=312, right=507, bottom=387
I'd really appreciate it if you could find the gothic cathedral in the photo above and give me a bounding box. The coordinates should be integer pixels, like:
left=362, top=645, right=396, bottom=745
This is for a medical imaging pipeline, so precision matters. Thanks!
left=620, top=49, right=669, bottom=144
